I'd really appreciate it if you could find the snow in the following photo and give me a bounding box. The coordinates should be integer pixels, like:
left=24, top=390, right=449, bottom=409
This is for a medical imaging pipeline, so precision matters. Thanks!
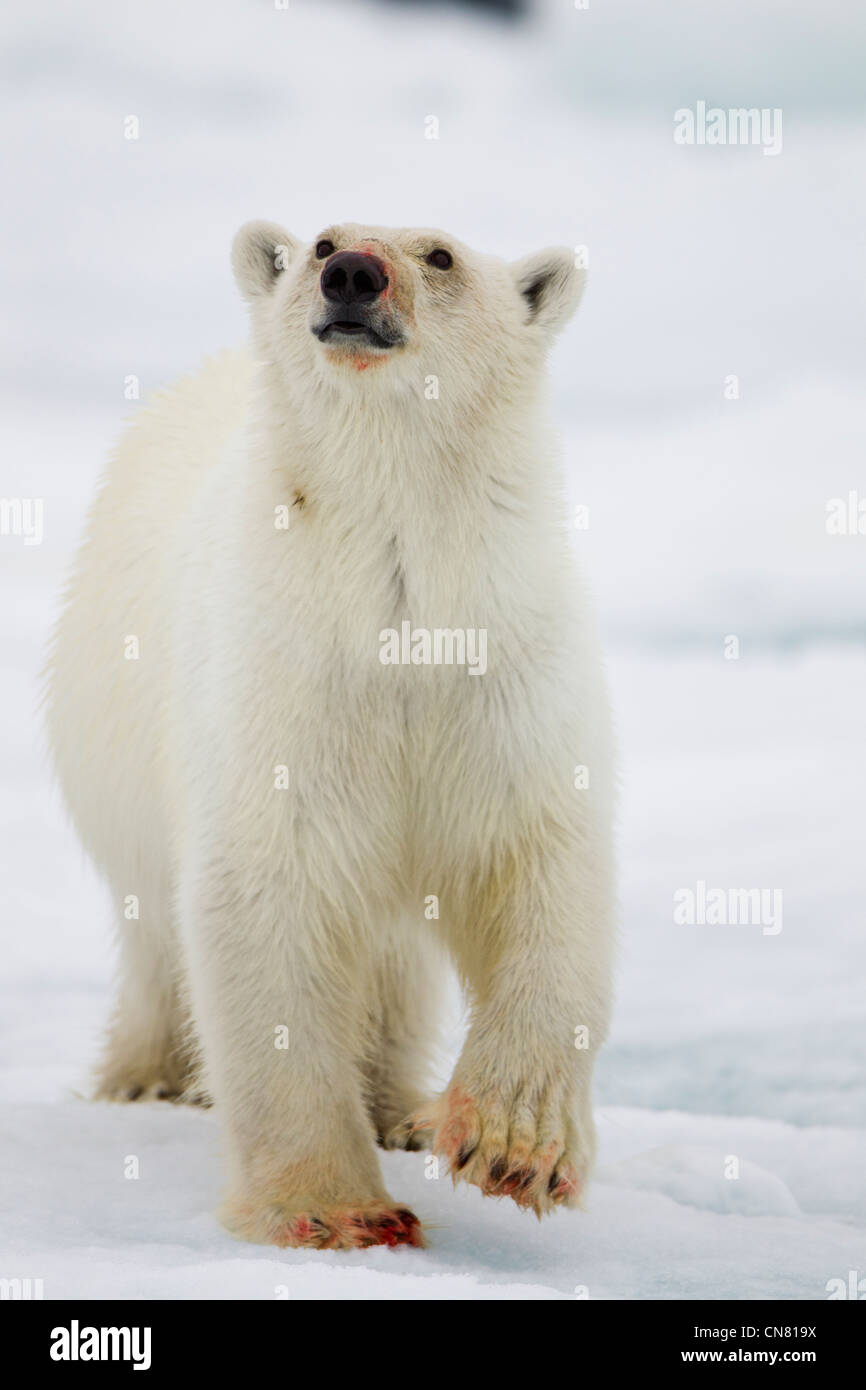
left=1, top=0, right=864, bottom=1299
left=1, top=1090, right=863, bottom=1299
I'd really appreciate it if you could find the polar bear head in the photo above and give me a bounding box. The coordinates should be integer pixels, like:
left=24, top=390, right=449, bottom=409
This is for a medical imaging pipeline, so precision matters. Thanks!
left=232, top=220, right=585, bottom=404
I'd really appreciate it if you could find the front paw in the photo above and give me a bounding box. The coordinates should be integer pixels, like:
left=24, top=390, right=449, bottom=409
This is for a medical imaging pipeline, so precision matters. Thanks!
left=221, top=1191, right=425, bottom=1249
left=409, top=1079, right=590, bottom=1216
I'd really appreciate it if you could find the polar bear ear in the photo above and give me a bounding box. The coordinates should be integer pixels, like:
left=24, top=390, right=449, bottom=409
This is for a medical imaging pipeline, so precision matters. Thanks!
left=510, top=248, right=586, bottom=336
left=232, top=220, right=301, bottom=301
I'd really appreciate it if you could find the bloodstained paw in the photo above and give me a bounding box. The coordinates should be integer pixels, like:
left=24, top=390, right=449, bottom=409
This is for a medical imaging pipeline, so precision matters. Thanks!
left=279, top=1202, right=424, bottom=1250
left=417, top=1084, right=584, bottom=1215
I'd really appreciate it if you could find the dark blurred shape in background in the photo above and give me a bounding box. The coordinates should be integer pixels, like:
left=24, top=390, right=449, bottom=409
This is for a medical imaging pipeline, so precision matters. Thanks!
left=386, top=0, right=527, bottom=19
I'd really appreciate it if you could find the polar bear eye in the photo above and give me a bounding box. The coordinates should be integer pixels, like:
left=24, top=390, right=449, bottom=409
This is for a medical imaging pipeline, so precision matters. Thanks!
left=315, top=239, right=335, bottom=260
left=426, top=249, right=453, bottom=270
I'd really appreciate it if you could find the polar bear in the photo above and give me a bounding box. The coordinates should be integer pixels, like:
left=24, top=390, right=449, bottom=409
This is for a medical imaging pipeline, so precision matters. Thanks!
left=45, top=221, right=615, bottom=1250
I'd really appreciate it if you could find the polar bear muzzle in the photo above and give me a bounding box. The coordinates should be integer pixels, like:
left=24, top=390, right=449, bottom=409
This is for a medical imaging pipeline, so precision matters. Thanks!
left=313, top=250, right=405, bottom=350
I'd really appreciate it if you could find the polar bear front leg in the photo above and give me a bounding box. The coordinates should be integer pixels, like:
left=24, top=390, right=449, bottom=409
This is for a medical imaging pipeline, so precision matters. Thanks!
left=416, top=837, right=613, bottom=1217
left=180, top=857, right=423, bottom=1250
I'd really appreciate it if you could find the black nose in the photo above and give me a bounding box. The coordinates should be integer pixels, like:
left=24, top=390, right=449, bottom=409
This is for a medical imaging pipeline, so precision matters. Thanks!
left=321, top=251, right=387, bottom=305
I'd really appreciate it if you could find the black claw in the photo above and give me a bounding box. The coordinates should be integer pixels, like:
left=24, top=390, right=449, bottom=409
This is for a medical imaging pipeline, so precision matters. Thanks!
left=456, top=1144, right=476, bottom=1170
left=488, top=1156, right=508, bottom=1183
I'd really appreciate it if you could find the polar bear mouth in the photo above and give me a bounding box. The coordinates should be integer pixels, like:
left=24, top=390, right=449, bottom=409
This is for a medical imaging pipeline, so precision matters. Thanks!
left=314, top=315, right=402, bottom=351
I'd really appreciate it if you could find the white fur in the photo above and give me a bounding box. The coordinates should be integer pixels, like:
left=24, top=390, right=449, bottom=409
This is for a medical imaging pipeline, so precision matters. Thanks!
left=44, top=222, right=614, bottom=1248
